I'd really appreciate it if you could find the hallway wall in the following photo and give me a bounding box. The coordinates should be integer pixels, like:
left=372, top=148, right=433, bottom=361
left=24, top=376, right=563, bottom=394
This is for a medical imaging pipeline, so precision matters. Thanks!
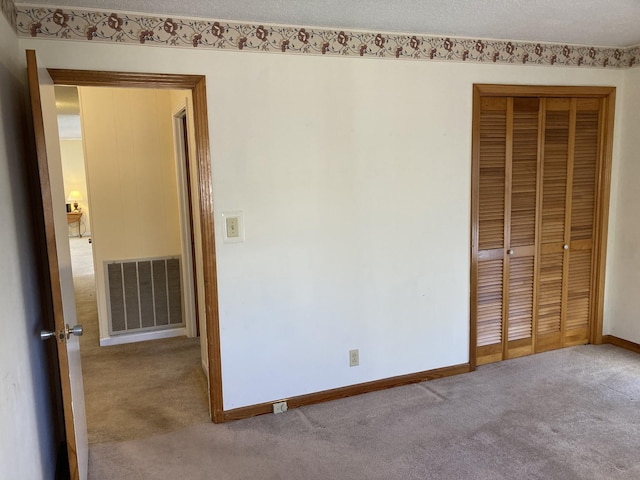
left=60, top=138, right=91, bottom=236
left=79, top=87, right=182, bottom=342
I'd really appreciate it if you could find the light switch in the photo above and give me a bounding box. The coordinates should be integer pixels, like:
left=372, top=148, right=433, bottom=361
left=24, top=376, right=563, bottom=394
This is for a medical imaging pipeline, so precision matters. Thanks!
left=226, top=217, right=239, bottom=238
left=222, top=211, right=244, bottom=243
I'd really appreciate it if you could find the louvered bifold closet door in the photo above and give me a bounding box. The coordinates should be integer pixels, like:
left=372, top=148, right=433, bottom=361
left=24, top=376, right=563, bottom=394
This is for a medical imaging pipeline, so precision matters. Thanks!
left=536, top=98, right=572, bottom=353
left=473, top=85, right=613, bottom=367
left=535, top=98, right=601, bottom=352
left=505, top=98, right=539, bottom=359
left=475, top=98, right=539, bottom=365
left=565, top=99, right=601, bottom=346
left=476, top=97, right=508, bottom=365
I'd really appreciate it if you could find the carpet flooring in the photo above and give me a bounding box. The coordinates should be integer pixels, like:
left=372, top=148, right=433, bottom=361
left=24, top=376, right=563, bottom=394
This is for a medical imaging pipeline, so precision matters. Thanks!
left=70, top=240, right=640, bottom=480
left=87, top=343, right=640, bottom=479
left=69, top=237, right=210, bottom=445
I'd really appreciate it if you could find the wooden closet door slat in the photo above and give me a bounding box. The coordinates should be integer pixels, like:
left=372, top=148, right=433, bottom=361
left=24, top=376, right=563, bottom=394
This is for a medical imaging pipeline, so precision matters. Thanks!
left=536, top=101, right=570, bottom=352
left=476, top=98, right=507, bottom=365
left=540, top=107, right=570, bottom=245
left=506, top=98, right=538, bottom=358
left=566, top=249, right=592, bottom=335
left=571, top=105, right=598, bottom=242
left=537, top=251, right=563, bottom=334
left=510, top=99, right=538, bottom=247
left=478, top=102, right=507, bottom=251
left=477, top=259, right=505, bottom=347
left=507, top=256, right=534, bottom=340
left=565, top=102, right=600, bottom=346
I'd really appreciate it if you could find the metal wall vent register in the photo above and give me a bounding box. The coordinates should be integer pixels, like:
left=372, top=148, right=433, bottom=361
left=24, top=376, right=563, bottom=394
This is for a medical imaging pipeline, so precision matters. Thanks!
left=106, top=256, right=183, bottom=334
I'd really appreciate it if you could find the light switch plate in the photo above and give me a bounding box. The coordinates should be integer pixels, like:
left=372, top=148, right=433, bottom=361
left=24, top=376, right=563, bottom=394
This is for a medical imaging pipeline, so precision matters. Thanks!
left=222, top=211, right=244, bottom=243
left=226, top=217, right=240, bottom=238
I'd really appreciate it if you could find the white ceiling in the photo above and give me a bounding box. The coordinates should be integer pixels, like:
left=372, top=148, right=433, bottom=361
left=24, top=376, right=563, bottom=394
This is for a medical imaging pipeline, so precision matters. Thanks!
left=22, top=0, right=640, bottom=47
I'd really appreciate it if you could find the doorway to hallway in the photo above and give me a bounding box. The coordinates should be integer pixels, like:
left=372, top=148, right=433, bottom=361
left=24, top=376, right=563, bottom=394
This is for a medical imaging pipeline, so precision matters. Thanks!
left=69, top=237, right=209, bottom=443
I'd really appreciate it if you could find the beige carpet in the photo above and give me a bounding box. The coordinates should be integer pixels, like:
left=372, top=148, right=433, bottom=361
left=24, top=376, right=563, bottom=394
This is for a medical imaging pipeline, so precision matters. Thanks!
left=69, top=237, right=210, bottom=445
left=69, top=241, right=640, bottom=480
left=87, top=344, right=640, bottom=479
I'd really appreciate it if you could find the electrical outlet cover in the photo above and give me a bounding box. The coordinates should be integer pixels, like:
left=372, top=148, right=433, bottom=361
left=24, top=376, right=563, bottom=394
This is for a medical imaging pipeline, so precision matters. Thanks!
left=349, top=349, right=359, bottom=367
left=273, top=401, right=288, bottom=414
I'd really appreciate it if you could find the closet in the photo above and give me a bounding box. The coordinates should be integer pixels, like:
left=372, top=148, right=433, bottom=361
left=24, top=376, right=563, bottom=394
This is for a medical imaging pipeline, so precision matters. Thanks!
left=471, top=85, right=615, bottom=367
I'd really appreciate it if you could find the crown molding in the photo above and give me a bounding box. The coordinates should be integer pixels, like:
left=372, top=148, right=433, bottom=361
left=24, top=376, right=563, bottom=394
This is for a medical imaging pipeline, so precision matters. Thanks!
left=15, top=5, right=640, bottom=69
left=1, top=0, right=17, bottom=30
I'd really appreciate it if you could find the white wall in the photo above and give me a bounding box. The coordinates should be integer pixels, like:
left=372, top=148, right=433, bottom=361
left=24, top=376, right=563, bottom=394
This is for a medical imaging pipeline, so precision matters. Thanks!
left=18, top=38, right=629, bottom=410
left=79, top=87, right=182, bottom=341
left=603, top=66, right=640, bottom=343
left=0, top=17, right=58, bottom=480
left=60, top=138, right=91, bottom=235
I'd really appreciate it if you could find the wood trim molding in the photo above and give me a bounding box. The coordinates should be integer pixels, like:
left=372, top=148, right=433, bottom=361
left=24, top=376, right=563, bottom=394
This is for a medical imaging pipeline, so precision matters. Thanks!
left=474, top=84, right=617, bottom=98
left=590, top=91, right=616, bottom=345
left=223, top=363, right=470, bottom=422
left=48, top=69, right=203, bottom=89
left=191, top=77, right=225, bottom=424
left=469, top=86, right=481, bottom=371
left=47, top=67, right=225, bottom=423
left=602, top=335, right=640, bottom=354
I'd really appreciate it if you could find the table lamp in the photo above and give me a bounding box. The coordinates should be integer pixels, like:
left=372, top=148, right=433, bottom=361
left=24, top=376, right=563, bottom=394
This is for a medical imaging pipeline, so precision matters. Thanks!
left=67, top=190, right=82, bottom=211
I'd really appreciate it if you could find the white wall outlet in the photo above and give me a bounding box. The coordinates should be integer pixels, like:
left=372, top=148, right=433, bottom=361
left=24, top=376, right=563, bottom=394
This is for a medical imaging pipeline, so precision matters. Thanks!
left=349, top=349, right=359, bottom=367
left=222, top=211, right=244, bottom=243
left=272, top=401, right=288, bottom=414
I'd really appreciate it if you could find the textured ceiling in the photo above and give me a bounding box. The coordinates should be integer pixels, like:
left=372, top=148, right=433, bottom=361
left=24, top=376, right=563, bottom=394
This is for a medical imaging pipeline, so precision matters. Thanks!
left=20, top=0, right=640, bottom=47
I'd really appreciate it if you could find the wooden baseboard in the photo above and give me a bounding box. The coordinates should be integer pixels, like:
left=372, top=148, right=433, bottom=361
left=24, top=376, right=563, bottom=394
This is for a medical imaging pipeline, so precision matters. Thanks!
left=223, top=362, right=470, bottom=422
left=602, top=335, right=640, bottom=354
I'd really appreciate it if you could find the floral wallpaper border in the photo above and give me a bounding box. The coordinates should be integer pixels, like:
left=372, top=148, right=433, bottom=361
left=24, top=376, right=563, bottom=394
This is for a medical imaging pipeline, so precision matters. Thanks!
left=14, top=5, right=640, bottom=69
left=1, top=0, right=17, bottom=30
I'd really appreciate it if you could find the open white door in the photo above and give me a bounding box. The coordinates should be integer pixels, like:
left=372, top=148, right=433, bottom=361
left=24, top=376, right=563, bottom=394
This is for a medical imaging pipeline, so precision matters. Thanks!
left=27, top=50, right=88, bottom=480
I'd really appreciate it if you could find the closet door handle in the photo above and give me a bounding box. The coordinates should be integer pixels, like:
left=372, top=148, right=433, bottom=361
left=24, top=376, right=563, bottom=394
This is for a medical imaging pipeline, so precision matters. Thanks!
left=563, top=244, right=569, bottom=250
left=507, top=249, right=514, bottom=255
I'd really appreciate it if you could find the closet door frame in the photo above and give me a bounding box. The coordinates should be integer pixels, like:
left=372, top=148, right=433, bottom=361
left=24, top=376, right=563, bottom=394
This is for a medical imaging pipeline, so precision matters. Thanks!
left=470, top=84, right=616, bottom=370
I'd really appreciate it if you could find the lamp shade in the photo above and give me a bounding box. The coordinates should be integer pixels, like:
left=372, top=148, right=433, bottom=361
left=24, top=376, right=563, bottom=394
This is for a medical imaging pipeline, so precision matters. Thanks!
left=67, top=190, right=83, bottom=202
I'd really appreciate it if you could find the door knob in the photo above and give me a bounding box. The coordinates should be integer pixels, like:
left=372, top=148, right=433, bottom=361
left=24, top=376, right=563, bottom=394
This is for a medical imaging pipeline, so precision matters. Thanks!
left=507, top=249, right=514, bottom=255
left=65, top=324, right=83, bottom=339
left=41, top=324, right=83, bottom=341
left=563, top=244, right=569, bottom=250
left=40, top=330, right=56, bottom=341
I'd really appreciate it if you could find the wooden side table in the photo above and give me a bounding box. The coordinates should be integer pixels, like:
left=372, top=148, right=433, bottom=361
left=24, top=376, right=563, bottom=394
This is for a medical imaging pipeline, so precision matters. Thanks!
left=66, top=211, right=83, bottom=238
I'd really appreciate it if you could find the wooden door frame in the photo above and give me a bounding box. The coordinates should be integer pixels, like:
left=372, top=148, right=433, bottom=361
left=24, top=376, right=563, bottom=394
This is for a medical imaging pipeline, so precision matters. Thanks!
left=174, top=109, right=201, bottom=337
left=470, top=84, right=616, bottom=370
left=47, top=68, right=224, bottom=422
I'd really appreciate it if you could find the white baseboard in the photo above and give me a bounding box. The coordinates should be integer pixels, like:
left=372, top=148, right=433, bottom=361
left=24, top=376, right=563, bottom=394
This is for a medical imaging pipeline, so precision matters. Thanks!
left=99, top=327, right=187, bottom=346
